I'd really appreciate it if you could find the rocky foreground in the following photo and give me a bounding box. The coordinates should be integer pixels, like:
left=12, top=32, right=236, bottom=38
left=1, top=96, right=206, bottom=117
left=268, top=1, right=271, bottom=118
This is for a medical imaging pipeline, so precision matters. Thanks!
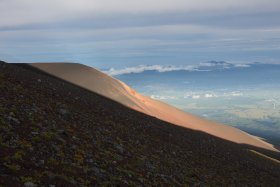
left=0, top=61, right=280, bottom=186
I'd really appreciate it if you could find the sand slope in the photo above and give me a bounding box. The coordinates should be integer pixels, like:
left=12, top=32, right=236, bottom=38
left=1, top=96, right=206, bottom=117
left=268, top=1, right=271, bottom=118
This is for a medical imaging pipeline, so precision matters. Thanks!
left=30, top=63, right=278, bottom=151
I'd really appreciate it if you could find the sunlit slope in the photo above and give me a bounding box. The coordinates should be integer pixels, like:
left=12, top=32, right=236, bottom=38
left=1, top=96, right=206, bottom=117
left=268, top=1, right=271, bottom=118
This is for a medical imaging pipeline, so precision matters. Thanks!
left=30, top=63, right=278, bottom=151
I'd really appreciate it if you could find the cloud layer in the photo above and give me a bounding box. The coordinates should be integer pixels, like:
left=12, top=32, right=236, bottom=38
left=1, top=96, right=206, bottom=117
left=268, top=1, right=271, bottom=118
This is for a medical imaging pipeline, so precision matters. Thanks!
left=1, top=0, right=280, bottom=28
left=150, top=91, right=244, bottom=101
left=0, top=1, right=280, bottom=67
left=105, top=65, right=196, bottom=76
left=104, top=61, right=251, bottom=76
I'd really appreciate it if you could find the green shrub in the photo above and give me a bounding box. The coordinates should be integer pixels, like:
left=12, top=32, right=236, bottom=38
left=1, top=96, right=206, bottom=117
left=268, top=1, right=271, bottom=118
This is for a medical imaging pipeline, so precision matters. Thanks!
left=4, top=163, right=21, bottom=172
left=13, top=150, right=25, bottom=160
left=20, top=176, right=34, bottom=183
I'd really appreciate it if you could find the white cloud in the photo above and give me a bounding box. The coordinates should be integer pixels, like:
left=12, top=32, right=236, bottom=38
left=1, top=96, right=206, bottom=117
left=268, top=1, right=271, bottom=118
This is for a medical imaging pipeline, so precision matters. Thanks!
left=183, top=92, right=202, bottom=99
left=192, top=95, right=201, bottom=99
left=233, top=64, right=251, bottom=68
left=151, top=95, right=177, bottom=100
left=266, top=98, right=280, bottom=109
left=182, top=91, right=244, bottom=100
left=204, top=93, right=217, bottom=98
left=223, top=92, right=243, bottom=97
left=105, top=65, right=195, bottom=76
left=104, top=61, right=250, bottom=76
left=105, top=61, right=280, bottom=76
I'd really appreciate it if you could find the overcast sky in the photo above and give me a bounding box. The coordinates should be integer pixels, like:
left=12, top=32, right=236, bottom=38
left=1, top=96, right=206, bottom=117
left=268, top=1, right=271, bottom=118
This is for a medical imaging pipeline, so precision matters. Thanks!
left=0, top=0, right=280, bottom=68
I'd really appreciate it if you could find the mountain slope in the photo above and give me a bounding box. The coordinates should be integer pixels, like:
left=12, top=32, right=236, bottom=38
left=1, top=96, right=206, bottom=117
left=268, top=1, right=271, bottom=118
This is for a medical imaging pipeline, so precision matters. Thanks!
left=30, top=63, right=277, bottom=151
left=0, top=61, right=280, bottom=186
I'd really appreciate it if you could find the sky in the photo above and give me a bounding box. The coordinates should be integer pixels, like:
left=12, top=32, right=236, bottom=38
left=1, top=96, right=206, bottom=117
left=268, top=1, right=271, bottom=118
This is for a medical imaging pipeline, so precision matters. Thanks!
left=0, top=0, right=280, bottom=68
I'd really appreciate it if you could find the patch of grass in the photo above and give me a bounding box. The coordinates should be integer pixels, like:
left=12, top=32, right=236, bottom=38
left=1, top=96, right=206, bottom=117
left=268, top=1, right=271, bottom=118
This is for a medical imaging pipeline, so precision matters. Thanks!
left=31, top=136, right=41, bottom=143
left=13, top=150, right=25, bottom=160
left=9, top=108, right=17, bottom=116
left=74, top=151, right=85, bottom=165
left=20, top=176, right=34, bottom=183
left=41, top=131, right=55, bottom=140
left=4, top=163, right=21, bottom=172
left=48, top=157, right=59, bottom=166
left=0, top=115, right=4, bottom=126
left=0, top=136, right=5, bottom=147
left=19, top=140, right=32, bottom=149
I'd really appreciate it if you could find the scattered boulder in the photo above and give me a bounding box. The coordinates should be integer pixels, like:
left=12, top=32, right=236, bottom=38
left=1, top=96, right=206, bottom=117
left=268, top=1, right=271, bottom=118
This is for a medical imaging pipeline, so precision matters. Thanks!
left=31, top=132, right=39, bottom=135
left=59, top=108, right=68, bottom=115
left=114, top=143, right=125, bottom=154
left=24, top=182, right=37, bottom=187
left=39, top=160, right=45, bottom=165
left=92, top=166, right=106, bottom=178
left=57, top=129, right=68, bottom=137
left=6, top=115, right=20, bottom=125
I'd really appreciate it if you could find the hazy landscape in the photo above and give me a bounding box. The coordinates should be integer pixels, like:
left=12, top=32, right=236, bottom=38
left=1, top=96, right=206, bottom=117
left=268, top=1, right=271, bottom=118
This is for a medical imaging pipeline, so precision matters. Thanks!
left=111, top=61, right=280, bottom=147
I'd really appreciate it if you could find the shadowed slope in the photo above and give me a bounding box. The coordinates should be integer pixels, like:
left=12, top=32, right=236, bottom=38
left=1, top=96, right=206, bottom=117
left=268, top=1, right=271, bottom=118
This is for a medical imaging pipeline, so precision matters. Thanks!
left=30, top=63, right=277, bottom=151
left=0, top=61, right=280, bottom=186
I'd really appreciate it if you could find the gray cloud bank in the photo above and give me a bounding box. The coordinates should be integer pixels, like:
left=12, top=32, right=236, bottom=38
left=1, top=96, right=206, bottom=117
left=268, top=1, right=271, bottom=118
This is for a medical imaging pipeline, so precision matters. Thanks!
left=0, top=0, right=280, bottom=67
left=1, top=0, right=280, bottom=29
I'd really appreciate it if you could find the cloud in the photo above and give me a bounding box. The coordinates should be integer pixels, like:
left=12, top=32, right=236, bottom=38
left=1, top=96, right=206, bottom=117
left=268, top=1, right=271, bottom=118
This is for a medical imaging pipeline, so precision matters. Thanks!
left=184, top=93, right=216, bottom=99
left=223, top=92, right=243, bottom=97
left=105, top=65, right=196, bottom=76
left=83, top=0, right=280, bottom=14
left=0, top=0, right=280, bottom=29
left=192, top=95, right=201, bottom=99
left=182, top=91, right=244, bottom=100
left=204, top=93, right=217, bottom=98
left=1, top=1, right=280, bottom=66
left=150, top=95, right=177, bottom=100
left=104, top=61, right=250, bottom=76
left=266, top=98, right=280, bottom=109
left=233, top=64, right=251, bottom=68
